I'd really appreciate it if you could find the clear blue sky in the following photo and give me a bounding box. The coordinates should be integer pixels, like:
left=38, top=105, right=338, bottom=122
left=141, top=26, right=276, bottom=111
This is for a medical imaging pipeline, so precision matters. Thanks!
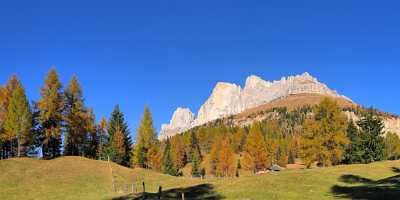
left=0, top=1, right=398, bottom=139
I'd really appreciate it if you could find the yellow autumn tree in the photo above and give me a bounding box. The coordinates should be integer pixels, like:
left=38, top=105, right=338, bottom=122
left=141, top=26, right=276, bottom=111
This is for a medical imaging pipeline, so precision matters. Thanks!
left=300, top=98, right=349, bottom=168
left=242, top=121, right=269, bottom=173
left=147, top=143, right=162, bottom=171
left=216, top=138, right=236, bottom=177
left=171, top=136, right=186, bottom=170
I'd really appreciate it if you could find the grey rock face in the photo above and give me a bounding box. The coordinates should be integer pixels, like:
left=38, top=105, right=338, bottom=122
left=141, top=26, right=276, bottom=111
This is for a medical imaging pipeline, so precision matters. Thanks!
left=159, top=108, right=195, bottom=140
left=160, top=72, right=351, bottom=139
left=195, top=82, right=243, bottom=126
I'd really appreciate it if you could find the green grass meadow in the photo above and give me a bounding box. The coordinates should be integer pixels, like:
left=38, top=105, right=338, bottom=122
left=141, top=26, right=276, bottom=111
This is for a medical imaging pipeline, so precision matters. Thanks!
left=1, top=157, right=399, bottom=200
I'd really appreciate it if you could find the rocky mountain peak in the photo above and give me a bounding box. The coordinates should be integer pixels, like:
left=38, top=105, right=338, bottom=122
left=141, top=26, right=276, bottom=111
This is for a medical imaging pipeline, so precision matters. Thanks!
left=160, top=72, right=350, bottom=139
left=158, top=107, right=195, bottom=140
left=245, top=75, right=271, bottom=90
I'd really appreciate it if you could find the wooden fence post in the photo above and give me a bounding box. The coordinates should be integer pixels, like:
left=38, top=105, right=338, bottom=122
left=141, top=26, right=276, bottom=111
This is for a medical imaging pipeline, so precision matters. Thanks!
left=158, top=186, right=162, bottom=200
left=181, top=192, right=185, bottom=200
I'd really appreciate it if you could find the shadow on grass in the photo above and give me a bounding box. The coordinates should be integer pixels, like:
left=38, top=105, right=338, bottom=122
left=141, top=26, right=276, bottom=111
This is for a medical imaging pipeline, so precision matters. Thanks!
left=332, top=167, right=400, bottom=200
left=112, top=184, right=224, bottom=200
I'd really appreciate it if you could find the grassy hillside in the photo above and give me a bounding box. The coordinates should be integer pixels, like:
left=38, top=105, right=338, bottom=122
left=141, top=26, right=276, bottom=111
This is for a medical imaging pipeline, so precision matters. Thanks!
left=1, top=157, right=400, bottom=200
left=237, top=93, right=356, bottom=118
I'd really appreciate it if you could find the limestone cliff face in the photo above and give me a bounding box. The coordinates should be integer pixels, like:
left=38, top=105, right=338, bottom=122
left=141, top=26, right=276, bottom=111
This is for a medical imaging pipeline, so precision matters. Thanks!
left=195, top=82, right=243, bottom=126
left=159, top=72, right=350, bottom=139
left=159, top=108, right=195, bottom=140
left=345, top=111, right=400, bottom=136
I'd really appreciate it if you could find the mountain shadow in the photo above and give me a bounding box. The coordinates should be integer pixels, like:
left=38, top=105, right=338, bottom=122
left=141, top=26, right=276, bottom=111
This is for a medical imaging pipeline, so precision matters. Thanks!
left=112, top=184, right=224, bottom=200
left=331, top=167, right=400, bottom=200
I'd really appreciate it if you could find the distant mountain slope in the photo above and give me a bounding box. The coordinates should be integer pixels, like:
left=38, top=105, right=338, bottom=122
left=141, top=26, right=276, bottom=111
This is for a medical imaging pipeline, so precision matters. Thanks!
left=237, top=93, right=356, bottom=118
left=160, top=72, right=351, bottom=139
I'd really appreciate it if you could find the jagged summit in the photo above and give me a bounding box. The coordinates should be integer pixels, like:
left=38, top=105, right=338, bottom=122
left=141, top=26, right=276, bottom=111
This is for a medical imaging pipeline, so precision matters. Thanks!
left=159, top=107, right=195, bottom=140
left=159, top=72, right=350, bottom=140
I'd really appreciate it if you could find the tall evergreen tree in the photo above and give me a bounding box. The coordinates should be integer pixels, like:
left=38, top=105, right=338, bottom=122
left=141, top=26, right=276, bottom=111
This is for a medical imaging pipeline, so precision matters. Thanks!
left=97, top=117, right=109, bottom=160
left=191, top=149, right=202, bottom=177
left=64, top=76, right=89, bottom=156
left=4, top=84, right=33, bottom=157
left=132, top=106, right=156, bottom=168
left=85, top=109, right=98, bottom=159
left=111, top=125, right=126, bottom=164
left=37, top=69, right=63, bottom=159
left=0, top=75, right=22, bottom=159
left=189, top=131, right=202, bottom=162
left=343, top=120, right=364, bottom=164
left=357, top=109, right=385, bottom=163
left=108, top=105, right=132, bottom=166
left=162, top=138, right=177, bottom=175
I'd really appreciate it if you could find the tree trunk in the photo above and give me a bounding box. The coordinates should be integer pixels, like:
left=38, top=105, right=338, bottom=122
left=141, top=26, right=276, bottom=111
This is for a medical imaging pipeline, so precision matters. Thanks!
left=17, top=136, right=21, bottom=157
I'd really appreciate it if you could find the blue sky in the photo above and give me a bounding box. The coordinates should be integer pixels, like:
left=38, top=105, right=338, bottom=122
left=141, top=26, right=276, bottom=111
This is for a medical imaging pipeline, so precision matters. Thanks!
left=0, top=1, right=398, bottom=138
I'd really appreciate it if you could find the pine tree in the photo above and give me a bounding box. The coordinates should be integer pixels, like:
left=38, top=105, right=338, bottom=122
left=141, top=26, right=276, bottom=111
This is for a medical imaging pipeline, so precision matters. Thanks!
left=242, top=122, right=269, bottom=173
left=37, top=69, right=63, bottom=159
left=162, top=139, right=176, bottom=176
left=85, top=109, right=98, bottom=159
left=133, top=106, right=156, bottom=168
left=191, top=149, right=202, bottom=177
left=4, top=84, right=33, bottom=157
left=111, top=125, right=126, bottom=164
left=64, top=76, right=89, bottom=156
left=357, top=109, right=385, bottom=163
left=232, top=128, right=246, bottom=153
left=97, top=117, right=109, bottom=160
left=343, top=120, right=364, bottom=164
left=108, top=105, right=132, bottom=166
left=189, top=131, right=202, bottom=162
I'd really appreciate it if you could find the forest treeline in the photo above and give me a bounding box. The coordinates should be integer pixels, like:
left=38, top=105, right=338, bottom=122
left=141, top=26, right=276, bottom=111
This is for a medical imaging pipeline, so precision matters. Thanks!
left=1, top=69, right=400, bottom=178
left=140, top=99, right=400, bottom=177
left=0, top=70, right=132, bottom=166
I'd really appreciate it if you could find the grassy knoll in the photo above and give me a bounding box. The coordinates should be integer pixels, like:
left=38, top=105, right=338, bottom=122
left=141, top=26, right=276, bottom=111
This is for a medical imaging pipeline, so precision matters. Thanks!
left=1, top=157, right=400, bottom=200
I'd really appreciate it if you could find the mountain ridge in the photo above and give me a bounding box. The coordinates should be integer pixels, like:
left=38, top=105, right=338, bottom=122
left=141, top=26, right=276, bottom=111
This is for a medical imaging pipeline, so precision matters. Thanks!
left=159, top=72, right=351, bottom=140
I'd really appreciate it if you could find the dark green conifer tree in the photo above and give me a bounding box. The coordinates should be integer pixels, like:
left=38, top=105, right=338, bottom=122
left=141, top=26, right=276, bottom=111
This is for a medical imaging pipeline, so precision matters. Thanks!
left=191, top=149, right=201, bottom=177
left=162, top=138, right=176, bottom=176
left=343, top=120, right=364, bottom=164
left=107, top=105, right=132, bottom=166
left=357, top=109, right=385, bottom=163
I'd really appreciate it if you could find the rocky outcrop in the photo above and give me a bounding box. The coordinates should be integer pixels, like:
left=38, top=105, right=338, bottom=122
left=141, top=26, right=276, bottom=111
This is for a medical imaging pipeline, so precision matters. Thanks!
left=384, top=117, right=400, bottom=135
left=195, top=82, right=243, bottom=126
left=344, top=111, right=400, bottom=136
left=160, top=72, right=351, bottom=139
left=159, top=108, right=195, bottom=140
